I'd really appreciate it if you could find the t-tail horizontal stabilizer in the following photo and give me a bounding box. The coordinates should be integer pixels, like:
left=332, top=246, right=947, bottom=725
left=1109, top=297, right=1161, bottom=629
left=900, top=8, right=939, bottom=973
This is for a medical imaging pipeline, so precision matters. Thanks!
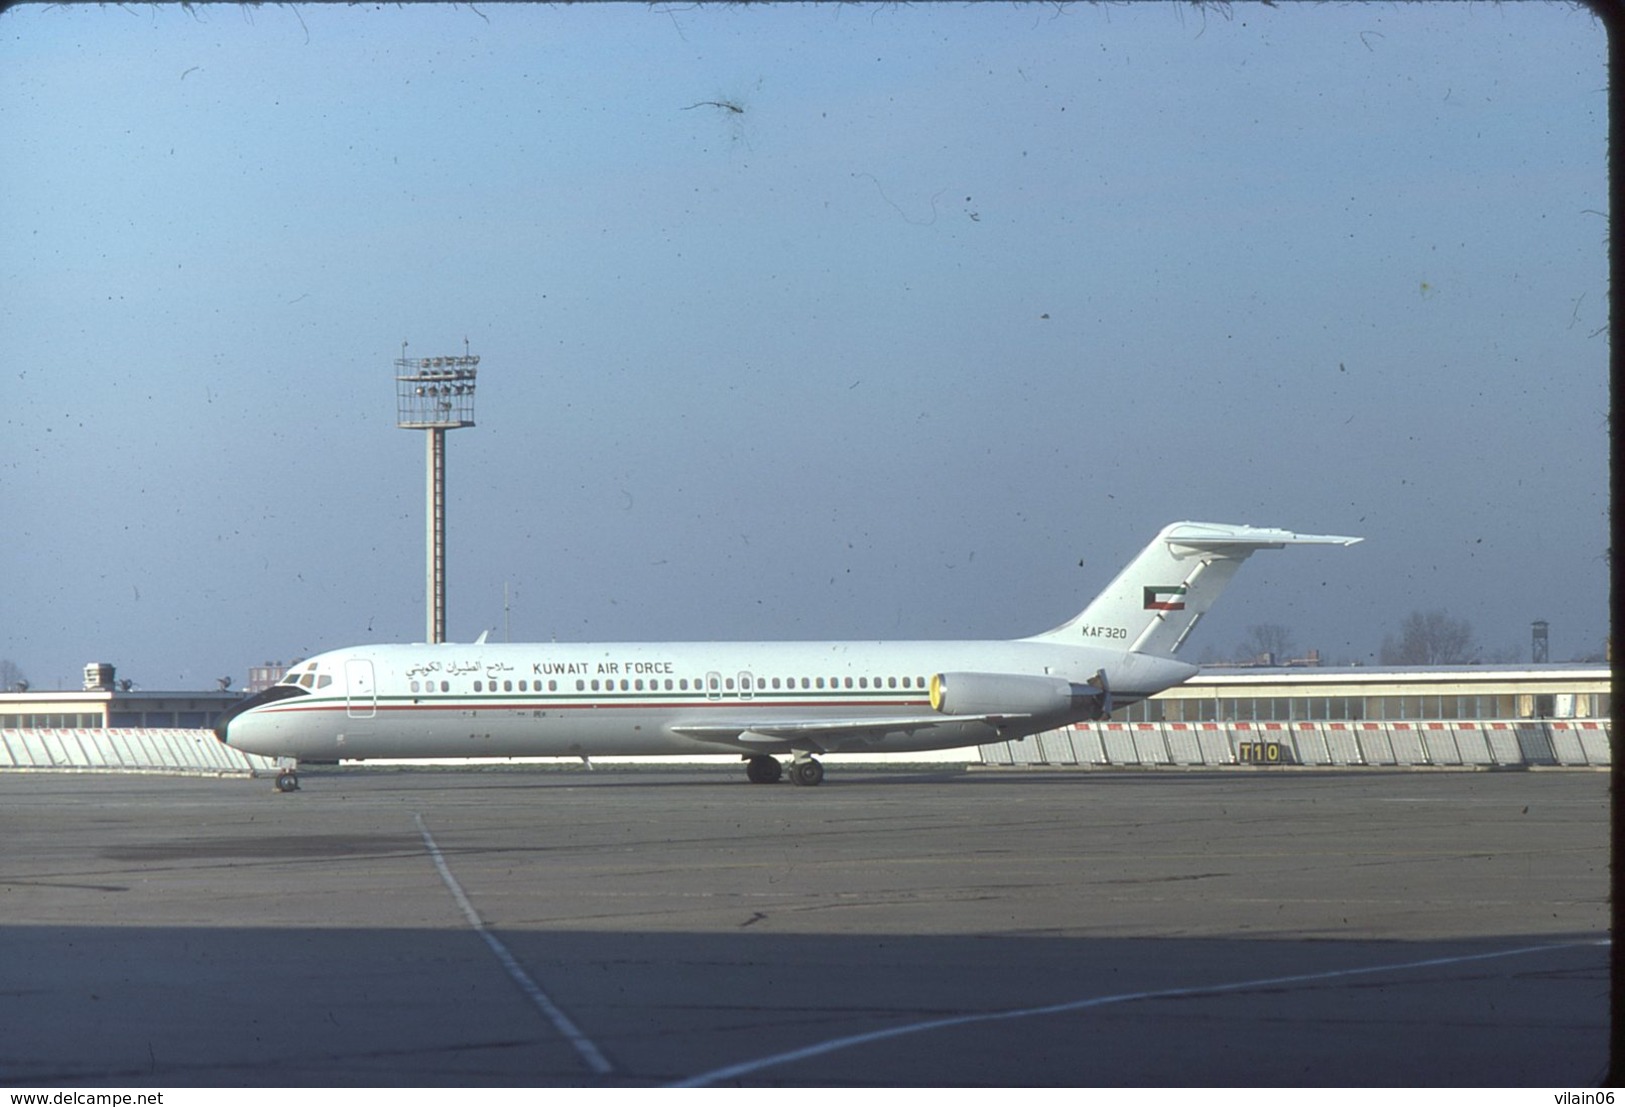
left=1027, top=522, right=1362, bottom=658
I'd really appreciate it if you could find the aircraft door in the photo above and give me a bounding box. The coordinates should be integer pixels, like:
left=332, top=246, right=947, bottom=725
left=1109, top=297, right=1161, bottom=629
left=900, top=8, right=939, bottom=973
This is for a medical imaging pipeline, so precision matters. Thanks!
left=345, top=659, right=377, bottom=718
left=705, top=672, right=723, bottom=701
left=738, top=671, right=755, bottom=700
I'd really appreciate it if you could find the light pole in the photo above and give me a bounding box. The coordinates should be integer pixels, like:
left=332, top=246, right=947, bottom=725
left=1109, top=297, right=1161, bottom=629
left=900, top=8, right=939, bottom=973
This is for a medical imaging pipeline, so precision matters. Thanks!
left=395, top=343, right=478, bottom=644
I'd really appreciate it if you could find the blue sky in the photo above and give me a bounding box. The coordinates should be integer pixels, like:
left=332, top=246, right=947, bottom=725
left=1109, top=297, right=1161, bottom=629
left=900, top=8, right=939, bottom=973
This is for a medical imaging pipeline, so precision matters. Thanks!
left=2, top=2, right=1608, bottom=689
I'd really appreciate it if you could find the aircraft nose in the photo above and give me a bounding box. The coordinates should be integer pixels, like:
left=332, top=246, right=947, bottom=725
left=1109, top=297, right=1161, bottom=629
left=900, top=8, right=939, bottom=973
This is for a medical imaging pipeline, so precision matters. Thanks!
left=213, top=684, right=307, bottom=746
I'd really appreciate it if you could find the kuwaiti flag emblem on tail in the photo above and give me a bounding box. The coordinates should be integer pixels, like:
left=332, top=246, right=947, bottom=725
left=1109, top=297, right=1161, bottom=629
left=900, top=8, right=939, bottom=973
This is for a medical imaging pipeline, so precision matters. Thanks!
left=1143, top=585, right=1188, bottom=611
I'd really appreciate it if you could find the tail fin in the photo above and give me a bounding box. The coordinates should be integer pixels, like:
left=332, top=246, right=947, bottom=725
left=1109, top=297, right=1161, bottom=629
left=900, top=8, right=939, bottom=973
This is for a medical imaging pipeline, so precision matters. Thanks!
left=1026, top=522, right=1362, bottom=657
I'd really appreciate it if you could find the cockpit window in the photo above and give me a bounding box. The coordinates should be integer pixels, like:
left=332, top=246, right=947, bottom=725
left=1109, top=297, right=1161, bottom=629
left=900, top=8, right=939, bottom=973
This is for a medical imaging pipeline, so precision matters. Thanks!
left=298, top=673, right=315, bottom=689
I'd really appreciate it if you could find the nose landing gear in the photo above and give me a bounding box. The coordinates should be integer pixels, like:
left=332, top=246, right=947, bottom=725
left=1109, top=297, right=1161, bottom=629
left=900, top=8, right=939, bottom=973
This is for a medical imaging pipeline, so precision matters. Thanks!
left=273, top=757, right=300, bottom=793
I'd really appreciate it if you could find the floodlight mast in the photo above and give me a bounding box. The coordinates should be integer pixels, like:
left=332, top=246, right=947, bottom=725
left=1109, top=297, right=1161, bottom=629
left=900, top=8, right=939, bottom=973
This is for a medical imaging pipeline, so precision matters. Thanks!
left=395, top=343, right=479, bottom=645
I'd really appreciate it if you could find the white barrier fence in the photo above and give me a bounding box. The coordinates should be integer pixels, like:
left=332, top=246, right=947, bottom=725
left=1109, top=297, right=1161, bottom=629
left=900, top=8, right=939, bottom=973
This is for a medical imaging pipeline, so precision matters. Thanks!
left=979, top=718, right=1613, bottom=769
left=0, top=728, right=279, bottom=777
left=0, top=722, right=1610, bottom=777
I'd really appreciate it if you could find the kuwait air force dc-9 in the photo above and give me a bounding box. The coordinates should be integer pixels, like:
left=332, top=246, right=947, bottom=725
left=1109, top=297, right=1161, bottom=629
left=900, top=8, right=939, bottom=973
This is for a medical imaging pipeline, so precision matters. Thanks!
left=217, top=522, right=1359, bottom=791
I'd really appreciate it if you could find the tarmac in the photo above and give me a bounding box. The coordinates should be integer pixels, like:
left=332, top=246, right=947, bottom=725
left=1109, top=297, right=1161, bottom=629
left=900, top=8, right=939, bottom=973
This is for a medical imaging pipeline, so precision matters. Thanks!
left=0, top=765, right=1609, bottom=1087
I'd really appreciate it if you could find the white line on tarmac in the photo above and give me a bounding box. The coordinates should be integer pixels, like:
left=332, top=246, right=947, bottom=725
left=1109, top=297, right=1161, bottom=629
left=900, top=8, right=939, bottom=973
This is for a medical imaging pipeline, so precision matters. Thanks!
left=672, top=937, right=1610, bottom=1087
left=414, top=812, right=615, bottom=1076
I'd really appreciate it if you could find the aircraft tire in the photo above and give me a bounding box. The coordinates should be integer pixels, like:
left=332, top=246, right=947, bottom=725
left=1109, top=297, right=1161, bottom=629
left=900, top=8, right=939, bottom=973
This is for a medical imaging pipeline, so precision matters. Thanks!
left=746, top=755, right=782, bottom=784
left=274, top=771, right=300, bottom=793
left=790, top=758, right=824, bottom=787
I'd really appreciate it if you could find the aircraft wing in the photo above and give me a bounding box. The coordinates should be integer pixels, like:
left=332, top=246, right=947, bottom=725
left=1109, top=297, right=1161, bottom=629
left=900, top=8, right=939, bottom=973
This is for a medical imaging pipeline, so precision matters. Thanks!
left=671, top=712, right=1030, bottom=749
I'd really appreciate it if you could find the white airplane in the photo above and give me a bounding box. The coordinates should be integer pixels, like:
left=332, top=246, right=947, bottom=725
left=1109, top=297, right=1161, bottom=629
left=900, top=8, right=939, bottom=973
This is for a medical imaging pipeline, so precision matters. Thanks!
left=216, top=521, right=1359, bottom=791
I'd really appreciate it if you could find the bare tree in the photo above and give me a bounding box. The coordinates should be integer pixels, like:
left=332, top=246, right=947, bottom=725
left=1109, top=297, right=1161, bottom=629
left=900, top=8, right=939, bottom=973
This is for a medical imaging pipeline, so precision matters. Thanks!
left=0, top=659, right=27, bottom=691
left=1237, top=623, right=1296, bottom=664
left=1379, top=609, right=1476, bottom=665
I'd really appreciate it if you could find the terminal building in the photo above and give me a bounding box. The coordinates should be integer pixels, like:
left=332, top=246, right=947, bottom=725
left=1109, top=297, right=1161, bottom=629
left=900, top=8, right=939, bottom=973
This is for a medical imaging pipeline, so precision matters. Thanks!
left=1118, top=663, right=1610, bottom=724
left=0, top=662, right=246, bottom=732
left=982, top=662, right=1612, bottom=770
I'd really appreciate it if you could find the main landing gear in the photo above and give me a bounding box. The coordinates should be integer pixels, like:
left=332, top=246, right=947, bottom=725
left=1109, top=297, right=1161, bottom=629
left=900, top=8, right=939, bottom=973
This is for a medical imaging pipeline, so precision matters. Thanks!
left=745, top=754, right=783, bottom=784
left=744, top=753, right=824, bottom=786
